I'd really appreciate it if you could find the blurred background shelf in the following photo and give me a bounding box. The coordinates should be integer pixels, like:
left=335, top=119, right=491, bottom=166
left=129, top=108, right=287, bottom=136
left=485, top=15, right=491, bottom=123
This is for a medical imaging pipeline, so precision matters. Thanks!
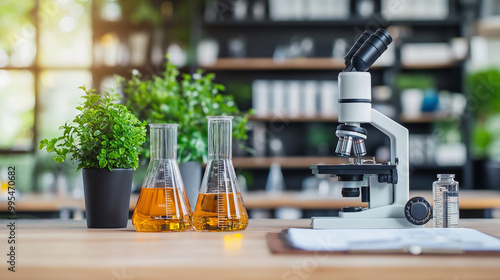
left=400, top=61, right=461, bottom=69
left=203, top=59, right=461, bottom=71
left=202, top=58, right=347, bottom=70
left=249, top=115, right=338, bottom=122
left=400, top=113, right=460, bottom=123
left=203, top=18, right=464, bottom=27
left=232, top=156, right=356, bottom=169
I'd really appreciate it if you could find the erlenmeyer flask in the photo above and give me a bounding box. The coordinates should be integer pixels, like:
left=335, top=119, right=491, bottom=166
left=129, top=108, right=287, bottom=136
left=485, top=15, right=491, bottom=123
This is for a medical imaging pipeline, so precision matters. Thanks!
left=193, top=116, right=249, bottom=231
left=132, top=124, right=193, bottom=232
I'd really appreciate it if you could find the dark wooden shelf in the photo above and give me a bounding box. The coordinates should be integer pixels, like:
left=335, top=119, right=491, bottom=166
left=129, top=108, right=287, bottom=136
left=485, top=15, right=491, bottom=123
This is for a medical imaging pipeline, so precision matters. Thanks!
left=476, top=18, right=500, bottom=38
left=91, top=65, right=163, bottom=76
left=250, top=115, right=338, bottom=122
left=411, top=164, right=464, bottom=170
left=202, top=58, right=374, bottom=70
left=400, top=113, right=459, bottom=123
left=203, top=17, right=463, bottom=27
left=201, top=58, right=459, bottom=71
left=92, top=18, right=189, bottom=36
left=233, top=156, right=365, bottom=169
left=401, top=61, right=460, bottom=69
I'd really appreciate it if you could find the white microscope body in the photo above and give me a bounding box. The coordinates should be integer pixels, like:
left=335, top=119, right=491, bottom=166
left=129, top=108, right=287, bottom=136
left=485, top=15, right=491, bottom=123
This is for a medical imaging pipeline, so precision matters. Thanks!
left=311, top=72, right=417, bottom=229
left=310, top=29, right=432, bottom=229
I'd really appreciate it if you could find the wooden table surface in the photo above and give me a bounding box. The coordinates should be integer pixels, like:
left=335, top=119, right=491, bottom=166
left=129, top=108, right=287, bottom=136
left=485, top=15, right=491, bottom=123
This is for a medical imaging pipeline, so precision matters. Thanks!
left=2, top=190, right=500, bottom=212
left=1, top=219, right=500, bottom=280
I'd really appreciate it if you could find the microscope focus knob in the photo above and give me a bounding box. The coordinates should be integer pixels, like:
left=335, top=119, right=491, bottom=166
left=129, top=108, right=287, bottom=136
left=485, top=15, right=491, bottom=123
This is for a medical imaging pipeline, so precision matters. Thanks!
left=405, top=197, right=432, bottom=225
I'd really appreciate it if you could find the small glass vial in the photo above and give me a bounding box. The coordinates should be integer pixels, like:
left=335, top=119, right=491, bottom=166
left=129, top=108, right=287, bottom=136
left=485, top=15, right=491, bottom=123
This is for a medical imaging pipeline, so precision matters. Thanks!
left=432, top=174, right=459, bottom=228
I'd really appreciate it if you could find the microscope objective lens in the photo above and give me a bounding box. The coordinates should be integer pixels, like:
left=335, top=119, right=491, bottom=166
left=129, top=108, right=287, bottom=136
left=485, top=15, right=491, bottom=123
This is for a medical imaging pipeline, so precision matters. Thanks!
left=339, top=136, right=353, bottom=157
left=335, top=136, right=345, bottom=155
left=352, top=138, right=367, bottom=157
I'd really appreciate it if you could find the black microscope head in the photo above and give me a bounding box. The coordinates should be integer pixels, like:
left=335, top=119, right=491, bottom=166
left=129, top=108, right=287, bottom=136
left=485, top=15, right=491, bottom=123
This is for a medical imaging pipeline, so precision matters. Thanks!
left=343, top=28, right=393, bottom=72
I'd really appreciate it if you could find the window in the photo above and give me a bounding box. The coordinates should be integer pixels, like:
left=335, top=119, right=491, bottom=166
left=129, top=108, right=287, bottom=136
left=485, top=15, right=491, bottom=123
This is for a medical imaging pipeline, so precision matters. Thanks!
left=0, top=0, right=92, bottom=191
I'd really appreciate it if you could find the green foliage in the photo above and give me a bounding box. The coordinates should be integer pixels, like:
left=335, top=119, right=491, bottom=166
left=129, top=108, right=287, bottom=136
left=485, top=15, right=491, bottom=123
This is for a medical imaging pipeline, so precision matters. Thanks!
left=467, top=68, right=500, bottom=159
left=120, top=59, right=253, bottom=164
left=467, top=68, right=500, bottom=120
left=39, top=86, right=147, bottom=171
left=395, top=74, right=436, bottom=90
left=0, top=0, right=35, bottom=54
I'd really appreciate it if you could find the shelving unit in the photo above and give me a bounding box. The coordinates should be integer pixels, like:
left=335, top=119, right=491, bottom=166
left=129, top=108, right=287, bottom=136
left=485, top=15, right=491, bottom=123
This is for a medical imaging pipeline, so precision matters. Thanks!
left=198, top=0, right=472, bottom=191
left=86, top=0, right=473, bottom=191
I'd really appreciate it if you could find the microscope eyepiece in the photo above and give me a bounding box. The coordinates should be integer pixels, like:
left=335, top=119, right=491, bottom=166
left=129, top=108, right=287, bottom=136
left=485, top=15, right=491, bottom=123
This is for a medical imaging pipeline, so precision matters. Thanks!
left=343, top=28, right=393, bottom=72
left=344, top=30, right=373, bottom=66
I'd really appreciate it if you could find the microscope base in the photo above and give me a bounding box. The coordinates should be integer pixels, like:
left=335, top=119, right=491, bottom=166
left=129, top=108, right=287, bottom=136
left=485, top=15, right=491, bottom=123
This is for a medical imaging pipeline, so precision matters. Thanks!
left=311, top=217, right=423, bottom=229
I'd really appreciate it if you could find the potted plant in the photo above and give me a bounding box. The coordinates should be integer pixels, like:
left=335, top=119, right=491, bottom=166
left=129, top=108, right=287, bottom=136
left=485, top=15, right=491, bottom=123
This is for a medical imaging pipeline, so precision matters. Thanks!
left=467, top=68, right=500, bottom=190
left=39, top=86, right=147, bottom=228
left=118, top=59, right=252, bottom=208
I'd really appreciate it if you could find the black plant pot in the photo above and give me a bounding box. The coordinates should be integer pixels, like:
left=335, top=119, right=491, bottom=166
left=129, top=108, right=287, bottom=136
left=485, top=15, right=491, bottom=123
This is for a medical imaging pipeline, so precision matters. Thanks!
left=82, top=168, right=133, bottom=228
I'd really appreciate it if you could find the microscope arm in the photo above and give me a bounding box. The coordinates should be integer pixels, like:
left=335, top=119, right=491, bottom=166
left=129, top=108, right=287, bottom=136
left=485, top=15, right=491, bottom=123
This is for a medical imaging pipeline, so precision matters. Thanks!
left=370, top=109, right=410, bottom=206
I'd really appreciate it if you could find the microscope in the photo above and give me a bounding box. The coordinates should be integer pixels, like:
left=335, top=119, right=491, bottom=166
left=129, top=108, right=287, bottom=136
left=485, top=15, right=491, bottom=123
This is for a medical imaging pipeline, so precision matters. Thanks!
left=310, top=29, right=432, bottom=229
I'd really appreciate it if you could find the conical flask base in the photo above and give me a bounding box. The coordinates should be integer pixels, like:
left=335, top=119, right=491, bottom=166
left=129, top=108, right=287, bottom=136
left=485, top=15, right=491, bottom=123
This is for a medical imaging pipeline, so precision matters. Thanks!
left=192, top=192, right=248, bottom=231
left=132, top=187, right=192, bottom=232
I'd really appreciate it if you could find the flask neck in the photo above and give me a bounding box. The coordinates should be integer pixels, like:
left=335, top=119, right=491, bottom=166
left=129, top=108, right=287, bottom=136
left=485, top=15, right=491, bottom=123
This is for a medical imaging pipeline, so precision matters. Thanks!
left=150, top=124, right=178, bottom=160
left=207, top=116, right=233, bottom=160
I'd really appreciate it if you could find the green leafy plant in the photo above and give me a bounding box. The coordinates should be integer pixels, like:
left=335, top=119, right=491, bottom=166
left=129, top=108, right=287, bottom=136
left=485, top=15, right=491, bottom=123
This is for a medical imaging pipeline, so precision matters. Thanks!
left=467, top=68, right=500, bottom=160
left=395, top=73, right=436, bottom=90
left=119, top=59, right=253, bottom=164
left=39, top=86, right=147, bottom=171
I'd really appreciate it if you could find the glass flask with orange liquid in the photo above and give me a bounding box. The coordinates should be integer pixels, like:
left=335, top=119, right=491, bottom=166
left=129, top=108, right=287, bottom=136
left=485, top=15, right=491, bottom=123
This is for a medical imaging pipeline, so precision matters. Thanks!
left=132, top=124, right=193, bottom=232
left=192, top=116, right=249, bottom=231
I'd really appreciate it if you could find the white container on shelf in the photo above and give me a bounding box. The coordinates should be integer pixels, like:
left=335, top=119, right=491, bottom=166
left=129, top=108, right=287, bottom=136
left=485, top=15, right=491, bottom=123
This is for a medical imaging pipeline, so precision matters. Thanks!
left=401, top=43, right=453, bottom=65
left=307, top=0, right=350, bottom=20
left=435, top=143, right=467, bottom=166
left=252, top=80, right=269, bottom=117
left=381, top=0, right=448, bottom=20
left=401, top=89, right=423, bottom=118
left=302, top=81, right=318, bottom=117
left=319, top=81, right=338, bottom=117
left=288, top=81, right=301, bottom=117
left=197, top=39, right=219, bottom=66
left=269, top=0, right=290, bottom=20
left=272, top=80, right=286, bottom=116
left=289, top=0, right=303, bottom=20
left=129, top=32, right=150, bottom=66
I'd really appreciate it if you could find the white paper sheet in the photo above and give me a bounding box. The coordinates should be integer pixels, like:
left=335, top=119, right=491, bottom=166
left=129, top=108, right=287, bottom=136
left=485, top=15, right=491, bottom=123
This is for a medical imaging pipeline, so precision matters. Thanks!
left=286, top=228, right=500, bottom=253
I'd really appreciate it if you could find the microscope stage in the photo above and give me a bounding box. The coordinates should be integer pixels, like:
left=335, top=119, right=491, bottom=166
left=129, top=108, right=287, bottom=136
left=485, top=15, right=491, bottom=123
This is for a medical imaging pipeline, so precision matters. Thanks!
left=310, top=163, right=396, bottom=175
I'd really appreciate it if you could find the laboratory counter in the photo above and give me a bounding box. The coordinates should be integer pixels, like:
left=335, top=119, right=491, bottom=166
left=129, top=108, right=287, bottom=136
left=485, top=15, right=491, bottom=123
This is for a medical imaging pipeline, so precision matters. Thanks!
left=1, top=219, right=500, bottom=280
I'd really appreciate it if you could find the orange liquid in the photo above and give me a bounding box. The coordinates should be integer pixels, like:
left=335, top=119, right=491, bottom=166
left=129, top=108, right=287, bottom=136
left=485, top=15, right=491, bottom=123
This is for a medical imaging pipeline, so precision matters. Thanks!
left=192, top=193, right=248, bottom=232
left=132, top=187, right=192, bottom=232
